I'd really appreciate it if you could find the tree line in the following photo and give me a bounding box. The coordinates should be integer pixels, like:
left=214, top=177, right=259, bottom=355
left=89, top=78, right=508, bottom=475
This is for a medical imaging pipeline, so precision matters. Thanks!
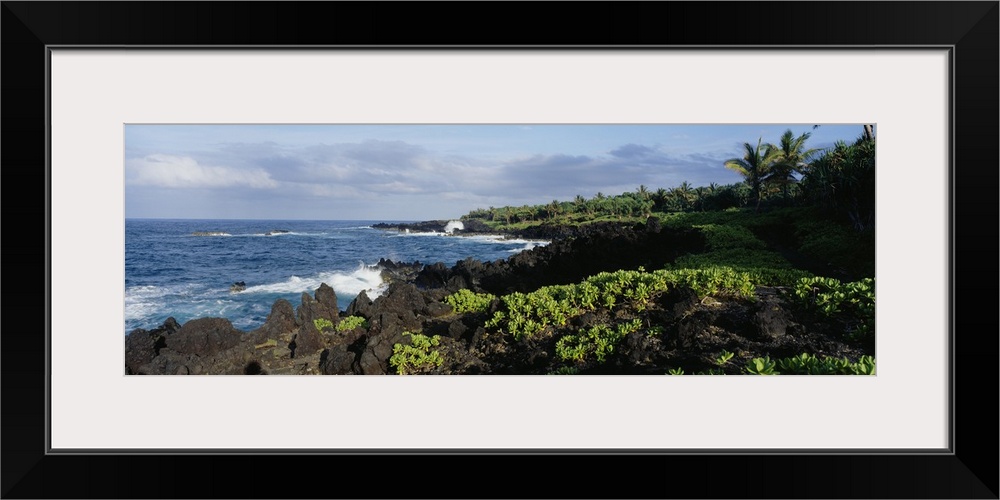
left=726, top=128, right=875, bottom=230
left=463, top=128, right=875, bottom=231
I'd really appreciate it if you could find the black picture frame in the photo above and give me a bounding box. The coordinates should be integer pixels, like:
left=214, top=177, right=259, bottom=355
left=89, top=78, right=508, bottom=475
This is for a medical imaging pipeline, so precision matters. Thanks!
left=3, top=2, right=997, bottom=498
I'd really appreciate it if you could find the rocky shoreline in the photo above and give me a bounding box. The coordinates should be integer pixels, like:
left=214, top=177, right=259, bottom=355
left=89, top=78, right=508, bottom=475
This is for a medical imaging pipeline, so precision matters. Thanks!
left=126, top=218, right=872, bottom=375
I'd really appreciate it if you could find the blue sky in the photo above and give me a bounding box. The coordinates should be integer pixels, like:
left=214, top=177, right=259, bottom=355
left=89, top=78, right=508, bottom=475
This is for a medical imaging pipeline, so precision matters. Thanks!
left=125, top=124, right=869, bottom=220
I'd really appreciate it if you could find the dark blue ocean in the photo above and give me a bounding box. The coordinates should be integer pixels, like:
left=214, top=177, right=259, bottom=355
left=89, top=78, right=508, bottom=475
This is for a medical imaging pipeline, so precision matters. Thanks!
left=125, top=219, right=547, bottom=333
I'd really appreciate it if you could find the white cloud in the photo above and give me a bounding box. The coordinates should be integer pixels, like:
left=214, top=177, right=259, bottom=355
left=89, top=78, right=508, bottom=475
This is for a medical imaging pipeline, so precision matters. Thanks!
left=126, top=154, right=277, bottom=189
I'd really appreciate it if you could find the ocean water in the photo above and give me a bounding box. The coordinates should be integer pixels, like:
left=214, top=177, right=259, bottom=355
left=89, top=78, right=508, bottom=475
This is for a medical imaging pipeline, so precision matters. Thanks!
left=124, top=219, right=547, bottom=334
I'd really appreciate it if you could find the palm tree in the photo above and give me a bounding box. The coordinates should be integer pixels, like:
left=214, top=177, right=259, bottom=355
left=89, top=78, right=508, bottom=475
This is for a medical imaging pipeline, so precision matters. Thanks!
left=674, top=181, right=694, bottom=211
left=724, top=137, right=777, bottom=212
left=863, top=124, right=875, bottom=142
left=546, top=200, right=562, bottom=220
left=695, top=186, right=708, bottom=211
left=765, top=129, right=821, bottom=201
left=653, top=187, right=668, bottom=211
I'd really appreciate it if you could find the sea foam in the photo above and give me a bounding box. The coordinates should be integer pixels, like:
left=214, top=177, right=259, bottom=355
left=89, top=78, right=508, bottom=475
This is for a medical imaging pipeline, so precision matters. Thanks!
left=242, top=263, right=387, bottom=299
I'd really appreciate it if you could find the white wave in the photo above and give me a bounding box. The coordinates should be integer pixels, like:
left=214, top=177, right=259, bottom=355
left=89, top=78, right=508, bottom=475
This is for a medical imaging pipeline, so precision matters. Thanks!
left=125, top=285, right=167, bottom=320
left=242, top=275, right=309, bottom=294
left=462, top=234, right=505, bottom=243
left=124, top=284, right=196, bottom=323
left=390, top=230, right=550, bottom=249
left=223, top=231, right=320, bottom=237
left=391, top=231, right=446, bottom=238
left=263, top=231, right=318, bottom=237
left=178, top=297, right=241, bottom=319
left=444, top=220, right=464, bottom=234
left=189, top=232, right=232, bottom=237
left=507, top=241, right=549, bottom=253
left=323, top=265, right=388, bottom=298
left=461, top=234, right=549, bottom=245
left=190, top=231, right=331, bottom=238
left=242, top=263, right=386, bottom=299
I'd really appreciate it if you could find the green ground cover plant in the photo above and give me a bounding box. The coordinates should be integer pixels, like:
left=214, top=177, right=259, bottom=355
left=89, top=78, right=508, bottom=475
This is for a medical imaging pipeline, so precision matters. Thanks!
left=485, top=267, right=762, bottom=342
left=313, top=318, right=334, bottom=332
left=444, top=289, right=497, bottom=314
left=794, top=276, right=875, bottom=340
left=389, top=332, right=444, bottom=375
left=336, top=315, right=368, bottom=332
left=555, top=318, right=643, bottom=364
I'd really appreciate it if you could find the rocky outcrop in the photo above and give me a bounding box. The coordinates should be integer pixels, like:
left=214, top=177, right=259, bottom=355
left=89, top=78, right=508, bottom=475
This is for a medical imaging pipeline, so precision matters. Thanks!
left=371, top=221, right=449, bottom=233
left=124, top=317, right=179, bottom=374
left=352, top=283, right=429, bottom=374
left=250, top=299, right=297, bottom=342
left=292, top=283, right=339, bottom=356
left=165, top=317, right=244, bottom=356
left=345, top=290, right=375, bottom=319
left=414, top=220, right=705, bottom=295
left=371, top=218, right=494, bottom=235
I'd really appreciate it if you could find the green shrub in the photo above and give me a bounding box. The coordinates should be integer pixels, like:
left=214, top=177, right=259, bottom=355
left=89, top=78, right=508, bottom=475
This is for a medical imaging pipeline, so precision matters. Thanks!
left=485, top=287, right=580, bottom=341
left=313, top=318, right=335, bottom=332
left=748, top=353, right=876, bottom=375
left=336, top=315, right=368, bottom=332
left=673, top=249, right=792, bottom=272
left=696, top=224, right=767, bottom=250
left=794, top=276, right=875, bottom=339
left=715, top=350, right=735, bottom=366
left=646, top=325, right=666, bottom=338
left=444, top=289, right=496, bottom=314
left=668, top=267, right=756, bottom=299
left=794, top=218, right=875, bottom=277
left=485, top=269, right=671, bottom=341
left=744, top=356, right=777, bottom=375
left=737, top=267, right=814, bottom=286
left=485, top=267, right=764, bottom=342
left=670, top=353, right=875, bottom=375
left=389, top=332, right=444, bottom=375
left=555, top=319, right=642, bottom=364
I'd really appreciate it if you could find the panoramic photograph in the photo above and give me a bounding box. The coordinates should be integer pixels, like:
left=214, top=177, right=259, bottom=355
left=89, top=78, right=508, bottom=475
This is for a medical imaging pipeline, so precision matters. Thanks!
left=124, top=124, right=876, bottom=375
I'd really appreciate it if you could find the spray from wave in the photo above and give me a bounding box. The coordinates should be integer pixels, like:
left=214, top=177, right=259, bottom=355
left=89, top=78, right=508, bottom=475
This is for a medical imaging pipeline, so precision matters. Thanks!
left=190, top=231, right=232, bottom=237
left=507, top=241, right=549, bottom=253
left=242, top=263, right=387, bottom=298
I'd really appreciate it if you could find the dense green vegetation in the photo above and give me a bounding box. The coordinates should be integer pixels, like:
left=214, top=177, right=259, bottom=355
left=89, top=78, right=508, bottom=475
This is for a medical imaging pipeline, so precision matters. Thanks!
left=794, top=277, right=875, bottom=340
left=444, top=289, right=496, bottom=314
left=389, top=332, right=444, bottom=375
left=462, top=182, right=752, bottom=227
left=483, top=267, right=765, bottom=342
left=428, top=129, right=875, bottom=375
left=313, top=318, right=335, bottom=332
left=336, top=315, right=369, bottom=332
left=466, top=264, right=875, bottom=373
